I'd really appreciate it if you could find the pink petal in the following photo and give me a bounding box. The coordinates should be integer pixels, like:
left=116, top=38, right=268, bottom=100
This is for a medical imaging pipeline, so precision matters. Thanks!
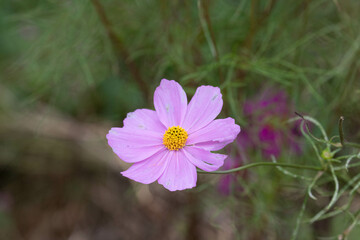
left=107, top=127, right=164, bottom=163
left=154, top=79, right=187, bottom=127
left=187, top=118, right=240, bottom=151
left=123, top=108, right=166, bottom=133
left=121, top=149, right=169, bottom=184
left=158, top=151, right=197, bottom=191
left=192, top=141, right=233, bottom=152
left=182, top=86, right=223, bottom=133
left=183, top=147, right=226, bottom=172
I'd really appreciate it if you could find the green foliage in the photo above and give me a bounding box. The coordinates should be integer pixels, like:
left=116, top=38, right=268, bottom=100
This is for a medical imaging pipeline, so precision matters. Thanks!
left=1, top=0, right=360, bottom=239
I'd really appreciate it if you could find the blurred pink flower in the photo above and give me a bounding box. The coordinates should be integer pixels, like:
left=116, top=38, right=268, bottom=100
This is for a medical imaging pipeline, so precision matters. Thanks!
left=243, top=90, right=302, bottom=158
left=107, top=79, right=240, bottom=191
left=218, top=88, right=302, bottom=195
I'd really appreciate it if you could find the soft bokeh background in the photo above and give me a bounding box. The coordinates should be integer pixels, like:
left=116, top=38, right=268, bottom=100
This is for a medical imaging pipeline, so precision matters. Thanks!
left=1, top=0, right=360, bottom=239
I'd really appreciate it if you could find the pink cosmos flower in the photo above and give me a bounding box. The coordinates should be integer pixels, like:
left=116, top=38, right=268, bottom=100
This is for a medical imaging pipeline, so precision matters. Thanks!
left=107, top=79, right=240, bottom=191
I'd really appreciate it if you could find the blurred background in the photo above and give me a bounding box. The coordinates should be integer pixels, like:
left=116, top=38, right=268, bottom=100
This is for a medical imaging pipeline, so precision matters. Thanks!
left=1, top=0, right=360, bottom=239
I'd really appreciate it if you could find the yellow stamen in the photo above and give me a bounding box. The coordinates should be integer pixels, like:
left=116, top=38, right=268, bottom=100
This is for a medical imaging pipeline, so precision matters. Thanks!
left=163, top=126, right=188, bottom=151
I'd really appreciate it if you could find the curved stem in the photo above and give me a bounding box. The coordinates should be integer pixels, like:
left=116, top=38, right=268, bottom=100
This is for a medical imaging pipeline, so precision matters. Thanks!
left=337, top=116, right=360, bottom=149
left=197, top=162, right=323, bottom=174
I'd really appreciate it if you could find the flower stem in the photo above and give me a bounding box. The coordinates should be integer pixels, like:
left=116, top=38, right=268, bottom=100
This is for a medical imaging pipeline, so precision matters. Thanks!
left=197, top=162, right=323, bottom=174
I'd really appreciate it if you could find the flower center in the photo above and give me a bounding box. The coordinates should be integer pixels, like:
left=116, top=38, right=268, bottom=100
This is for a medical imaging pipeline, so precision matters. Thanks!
left=163, top=126, right=188, bottom=151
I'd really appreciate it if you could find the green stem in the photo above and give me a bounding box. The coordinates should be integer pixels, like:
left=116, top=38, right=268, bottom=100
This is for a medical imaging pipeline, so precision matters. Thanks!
left=197, top=162, right=323, bottom=174
left=345, top=142, right=360, bottom=149
left=338, top=116, right=360, bottom=149
left=339, top=116, right=345, bottom=147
